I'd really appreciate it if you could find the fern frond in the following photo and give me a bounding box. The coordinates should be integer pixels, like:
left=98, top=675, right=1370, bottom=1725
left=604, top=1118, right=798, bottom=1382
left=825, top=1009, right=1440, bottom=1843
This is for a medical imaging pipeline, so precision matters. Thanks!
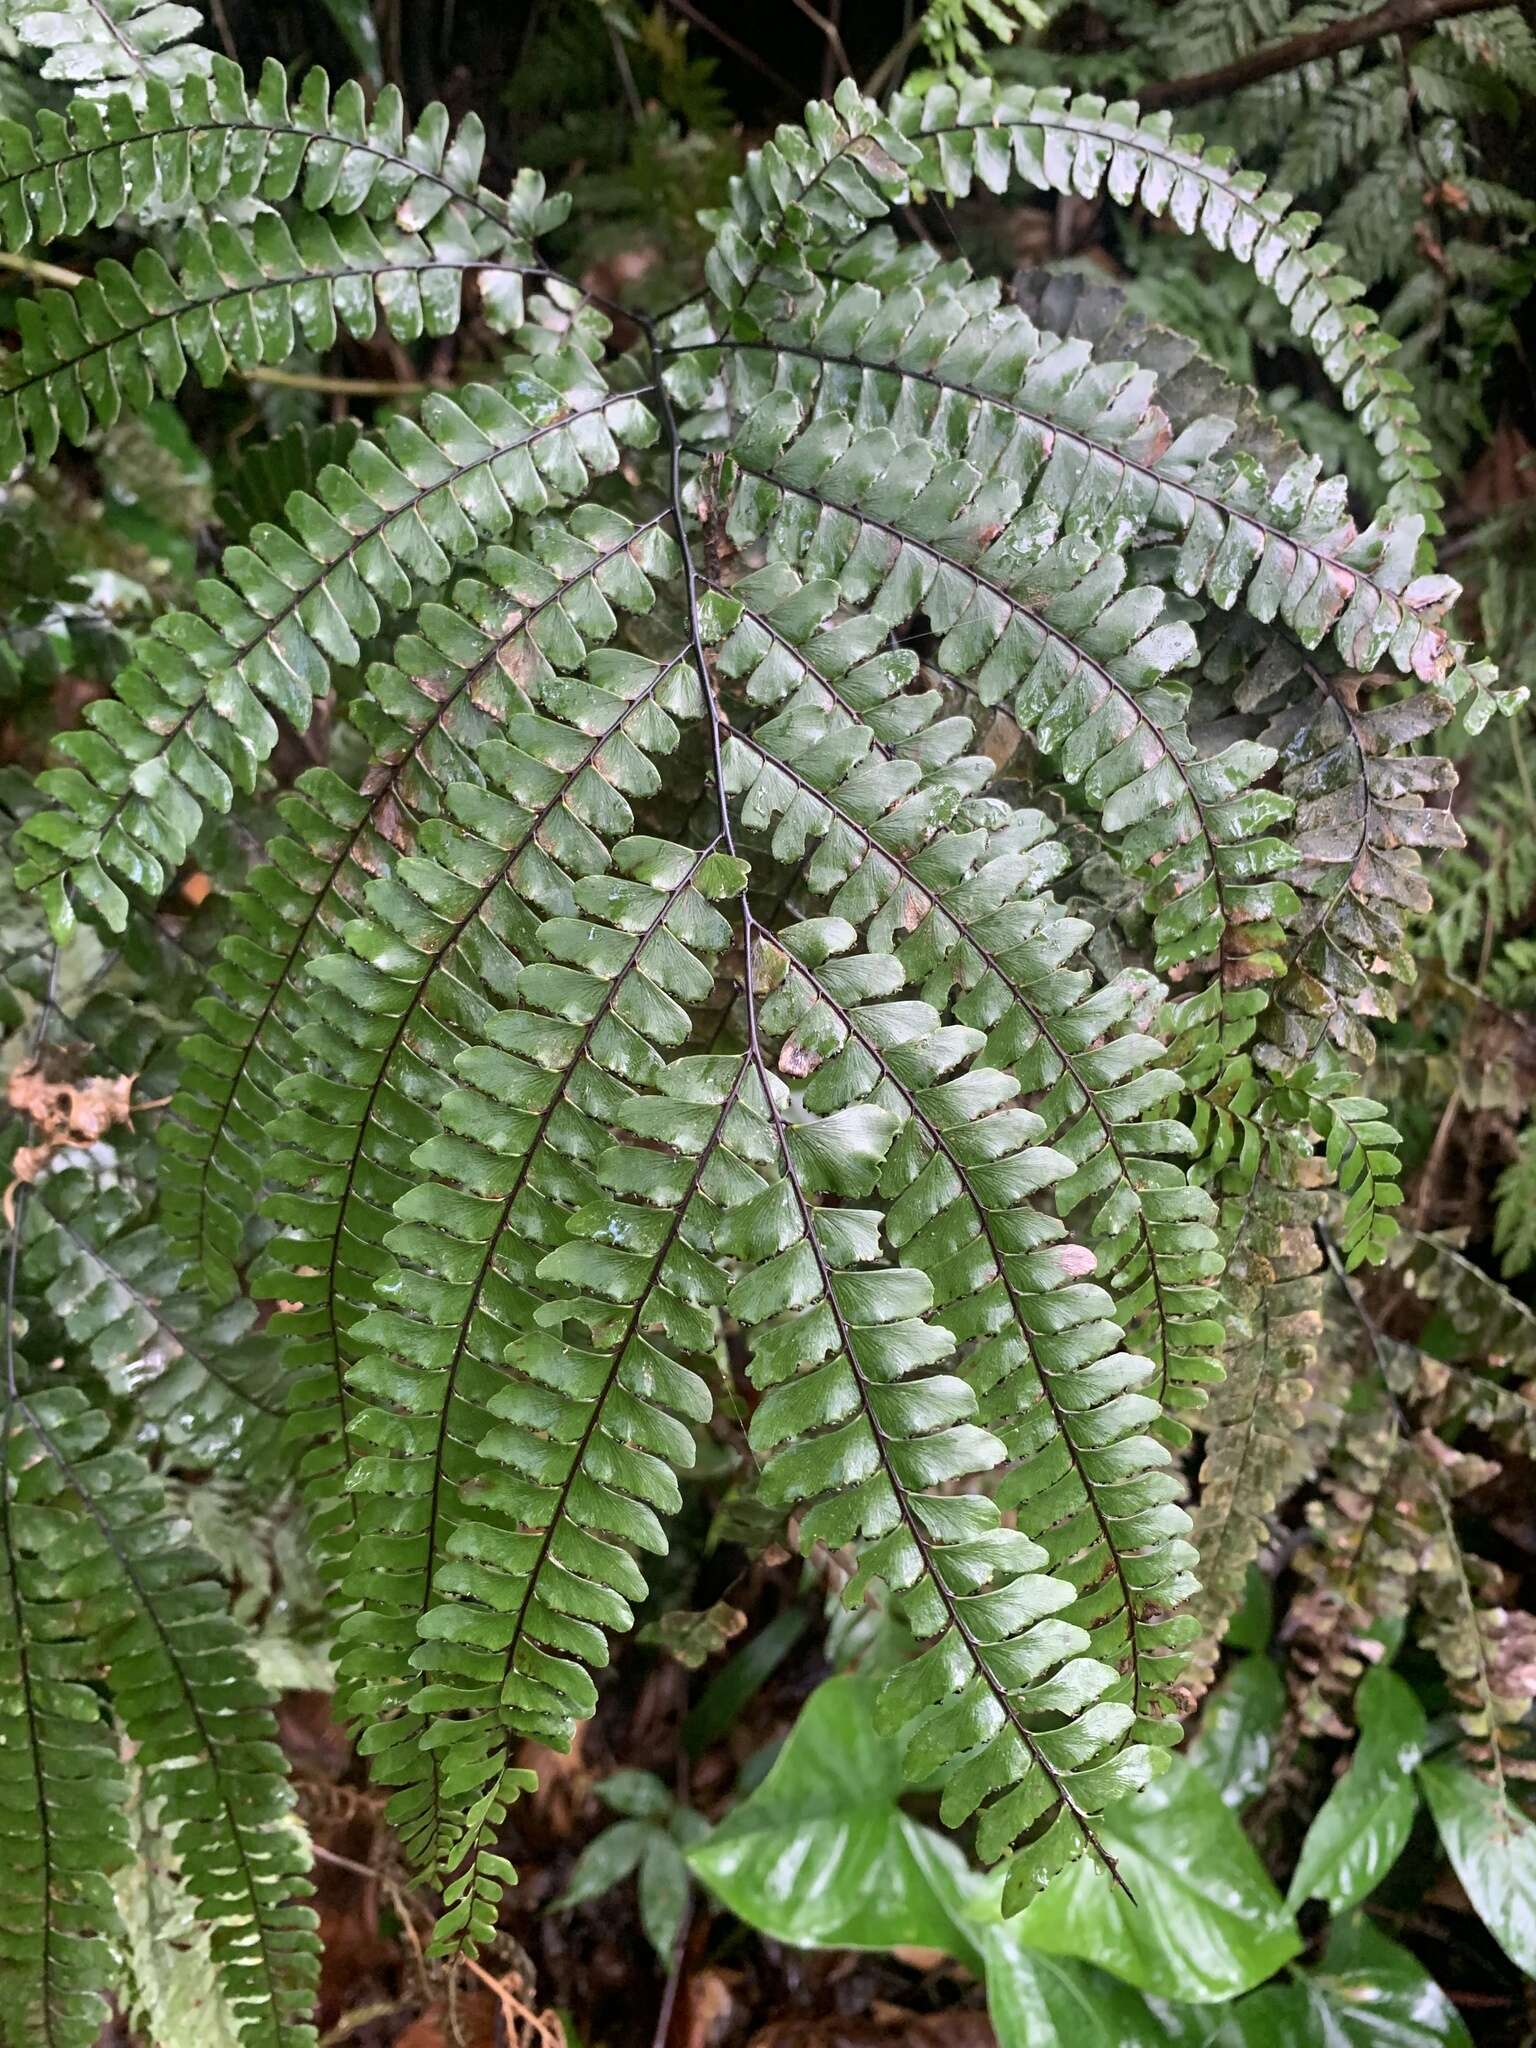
left=917, top=0, right=1049, bottom=76
left=312, top=592, right=1200, bottom=1933
left=1191, top=618, right=1465, bottom=1070
left=0, top=208, right=526, bottom=474
left=897, top=82, right=1440, bottom=519
left=16, top=353, right=656, bottom=934
left=1329, top=153, right=1421, bottom=289
left=214, top=421, right=363, bottom=546
left=1384, top=1341, right=1536, bottom=1466
left=0, top=55, right=562, bottom=253
left=162, top=506, right=676, bottom=1302
left=0, top=1383, right=318, bottom=2047
left=1417, top=1458, right=1536, bottom=1786
left=1276, top=76, right=1406, bottom=195
left=344, top=826, right=737, bottom=1951
left=705, top=399, right=1296, bottom=1012
left=666, top=233, right=1456, bottom=686
left=1151, top=0, right=1289, bottom=75
left=116, top=1783, right=244, bottom=2048
left=18, top=1163, right=284, bottom=1467
left=1493, top=1125, right=1536, bottom=1278
left=1312, top=1077, right=1403, bottom=1269
left=705, top=566, right=1225, bottom=1435
left=2, top=46, right=1492, bottom=1973
left=703, top=78, right=1441, bottom=519
left=1287, top=1393, right=1422, bottom=1734
left=1182, top=1161, right=1326, bottom=1700
left=1436, top=4, right=1536, bottom=95
left=1389, top=1226, right=1536, bottom=1366
left=8, top=0, right=212, bottom=95
left=228, top=569, right=685, bottom=1606
left=0, top=1396, right=127, bottom=2048
left=1428, top=778, right=1536, bottom=971
left=416, top=860, right=1173, bottom=1914
left=754, top=912, right=1199, bottom=1738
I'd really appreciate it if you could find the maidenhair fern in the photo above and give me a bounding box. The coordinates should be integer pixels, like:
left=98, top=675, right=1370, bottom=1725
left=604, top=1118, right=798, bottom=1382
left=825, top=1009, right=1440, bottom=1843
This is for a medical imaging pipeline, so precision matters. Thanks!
left=0, top=19, right=1522, bottom=2038
left=1101, top=1, right=1536, bottom=481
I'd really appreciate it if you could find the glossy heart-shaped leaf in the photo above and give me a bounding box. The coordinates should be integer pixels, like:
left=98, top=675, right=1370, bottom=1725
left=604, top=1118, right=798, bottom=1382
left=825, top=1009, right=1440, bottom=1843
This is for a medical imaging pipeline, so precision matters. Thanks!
left=1420, top=1760, right=1536, bottom=1977
left=988, top=1756, right=1301, bottom=2002
left=1214, top=1914, right=1472, bottom=2046
left=688, top=1675, right=985, bottom=1972
left=1288, top=1668, right=1426, bottom=1913
left=1190, top=1657, right=1286, bottom=1811
left=983, top=1936, right=1214, bottom=2048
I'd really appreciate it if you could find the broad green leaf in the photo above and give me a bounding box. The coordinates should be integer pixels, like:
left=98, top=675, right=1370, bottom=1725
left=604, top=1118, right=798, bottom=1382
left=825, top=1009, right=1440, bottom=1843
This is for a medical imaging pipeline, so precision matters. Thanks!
left=983, top=1937, right=1211, bottom=2048
left=1226, top=1569, right=1275, bottom=1654
left=596, top=1772, right=674, bottom=1821
left=1289, top=1668, right=1426, bottom=1914
left=1190, top=1658, right=1286, bottom=1810
left=687, top=1676, right=985, bottom=1972
left=1216, top=1914, right=1472, bottom=2046
left=553, top=1822, right=653, bottom=1909
left=638, top=1835, right=692, bottom=1963
left=1420, top=1761, right=1536, bottom=1977
left=990, top=1757, right=1301, bottom=2002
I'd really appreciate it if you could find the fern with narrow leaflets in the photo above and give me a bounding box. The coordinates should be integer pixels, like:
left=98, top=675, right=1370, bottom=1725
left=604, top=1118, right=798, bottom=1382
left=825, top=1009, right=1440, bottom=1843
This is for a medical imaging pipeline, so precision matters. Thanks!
left=0, top=36, right=1513, bottom=2027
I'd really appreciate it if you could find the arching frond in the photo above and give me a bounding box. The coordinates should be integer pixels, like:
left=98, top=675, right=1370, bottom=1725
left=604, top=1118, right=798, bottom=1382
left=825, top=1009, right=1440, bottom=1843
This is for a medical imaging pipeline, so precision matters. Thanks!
left=8, top=0, right=211, bottom=96
left=702, top=77, right=1441, bottom=518
left=163, top=507, right=678, bottom=1302
left=0, top=55, right=563, bottom=251
left=702, top=393, right=1294, bottom=1011
left=0, top=1384, right=317, bottom=2047
left=16, top=355, right=657, bottom=933
left=756, top=914, right=1199, bottom=1736
left=707, top=572, right=1225, bottom=1436
left=667, top=231, right=1456, bottom=682
left=0, top=208, right=532, bottom=474
left=344, top=822, right=732, bottom=1949
left=239, top=570, right=687, bottom=1605
left=18, top=1164, right=284, bottom=1468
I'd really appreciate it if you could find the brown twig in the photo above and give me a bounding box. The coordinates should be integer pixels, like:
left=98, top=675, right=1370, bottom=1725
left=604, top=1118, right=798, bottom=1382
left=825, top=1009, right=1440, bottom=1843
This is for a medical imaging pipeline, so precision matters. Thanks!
left=462, top=1954, right=565, bottom=2048
left=651, top=1899, right=693, bottom=2048
left=319, top=1999, right=416, bottom=2047
left=657, top=0, right=802, bottom=97
left=1138, top=0, right=1500, bottom=108
left=608, top=18, right=645, bottom=124
left=0, top=248, right=86, bottom=289
left=205, top=0, right=237, bottom=61
left=240, top=365, right=449, bottom=396
left=1414, top=1091, right=1462, bottom=1230
left=790, top=0, right=852, bottom=88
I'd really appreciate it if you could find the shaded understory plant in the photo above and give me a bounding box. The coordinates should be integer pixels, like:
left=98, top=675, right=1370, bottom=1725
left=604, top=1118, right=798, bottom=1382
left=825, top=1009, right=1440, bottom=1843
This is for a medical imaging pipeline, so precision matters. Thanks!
left=0, top=4, right=1532, bottom=2045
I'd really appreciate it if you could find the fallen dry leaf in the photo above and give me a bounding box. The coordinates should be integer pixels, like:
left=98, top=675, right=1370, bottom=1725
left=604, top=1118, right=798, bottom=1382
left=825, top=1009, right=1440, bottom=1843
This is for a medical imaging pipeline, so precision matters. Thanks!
left=679, top=1967, right=741, bottom=2048
left=3, top=1063, right=167, bottom=1223
left=640, top=1600, right=749, bottom=1669
left=8, top=1063, right=136, bottom=1141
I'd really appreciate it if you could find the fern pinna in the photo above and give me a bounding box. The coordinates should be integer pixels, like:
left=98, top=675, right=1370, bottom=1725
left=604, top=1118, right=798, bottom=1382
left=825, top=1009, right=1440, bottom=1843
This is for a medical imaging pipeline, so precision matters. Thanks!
left=0, top=6, right=1522, bottom=2037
